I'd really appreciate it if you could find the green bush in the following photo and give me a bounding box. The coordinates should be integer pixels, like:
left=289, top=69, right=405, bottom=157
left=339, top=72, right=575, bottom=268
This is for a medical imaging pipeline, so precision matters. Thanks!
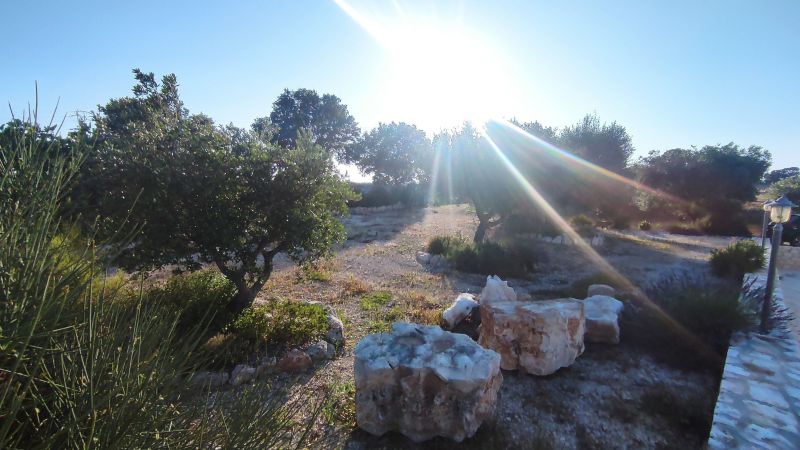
left=622, top=271, right=756, bottom=371
left=228, top=298, right=328, bottom=352
left=570, top=214, right=596, bottom=237
left=639, top=220, right=652, bottom=231
left=710, top=240, right=765, bottom=281
left=426, top=235, right=537, bottom=278
left=360, top=291, right=392, bottom=310
left=144, top=270, right=237, bottom=333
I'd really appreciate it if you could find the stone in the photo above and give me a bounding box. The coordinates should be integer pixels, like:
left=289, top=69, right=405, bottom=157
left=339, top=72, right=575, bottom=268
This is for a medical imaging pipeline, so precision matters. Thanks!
left=190, top=371, right=229, bottom=388
left=442, top=293, right=478, bottom=328
left=479, top=275, right=517, bottom=304
left=326, top=312, right=345, bottom=347
left=415, top=251, right=432, bottom=266
left=354, top=323, right=503, bottom=443
left=479, top=298, right=585, bottom=375
left=587, top=284, right=616, bottom=298
left=276, top=348, right=312, bottom=372
left=428, top=254, right=449, bottom=271
left=256, top=356, right=277, bottom=377
left=306, top=340, right=333, bottom=363
left=583, top=295, right=624, bottom=344
left=230, top=364, right=256, bottom=386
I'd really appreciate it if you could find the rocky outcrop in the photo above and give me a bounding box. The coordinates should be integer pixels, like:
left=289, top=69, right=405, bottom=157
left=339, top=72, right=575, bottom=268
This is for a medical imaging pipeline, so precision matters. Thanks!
left=583, top=295, right=624, bottom=344
left=354, top=323, right=502, bottom=443
left=442, top=293, right=478, bottom=328
left=479, top=275, right=517, bottom=304
left=587, top=284, right=616, bottom=298
left=479, top=298, right=585, bottom=376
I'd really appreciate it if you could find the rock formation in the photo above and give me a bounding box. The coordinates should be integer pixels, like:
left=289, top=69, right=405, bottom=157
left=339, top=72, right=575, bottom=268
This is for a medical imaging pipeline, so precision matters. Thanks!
left=583, top=295, right=624, bottom=344
left=442, top=293, right=478, bottom=328
left=479, top=275, right=517, bottom=304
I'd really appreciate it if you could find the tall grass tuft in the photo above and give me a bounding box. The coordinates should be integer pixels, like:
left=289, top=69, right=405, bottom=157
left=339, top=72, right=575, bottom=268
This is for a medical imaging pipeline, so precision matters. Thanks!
left=0, top=110, right=316, bottom=448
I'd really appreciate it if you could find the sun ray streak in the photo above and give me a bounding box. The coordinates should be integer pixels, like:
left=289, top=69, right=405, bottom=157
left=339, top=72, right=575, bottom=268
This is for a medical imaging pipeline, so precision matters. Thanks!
left=480, top=128, right=722, bottom=364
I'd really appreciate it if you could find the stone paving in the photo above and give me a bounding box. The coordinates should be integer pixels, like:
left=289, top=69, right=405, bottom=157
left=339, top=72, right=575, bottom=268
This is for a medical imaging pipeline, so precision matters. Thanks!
left=708, top=269, right=800, bottom=449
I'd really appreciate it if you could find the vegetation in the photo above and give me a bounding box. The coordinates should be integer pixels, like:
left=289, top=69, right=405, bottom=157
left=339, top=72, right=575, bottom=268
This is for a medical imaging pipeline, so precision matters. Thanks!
left=359, top=290, right=392, bottom=311
left=623, top=272, right=757, bottom=371
left=639, top=220, right=652, bottom=231
left=228, top=299, right=328, bottom=352
left=427, top=234, right=537, bottom=278
left=0, top=112, right=313, bottom=448
left=709, top=240, right=766, bottom=281
left=766, top=174, right=800, bottom=204
left=76, top=70, right=357, bottom=315
left=351, top=122, right=432, bottom=185
left=570, top=214, right=596, bottom=237
left=764, top=166, right=799, bottom=184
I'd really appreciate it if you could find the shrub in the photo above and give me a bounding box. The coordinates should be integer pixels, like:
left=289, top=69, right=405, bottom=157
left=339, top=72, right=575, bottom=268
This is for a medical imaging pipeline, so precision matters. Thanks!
left=228, top=298, right=328, bottom=353
left=570, top=214, right=596, bottom=237
left=639, top=220, right=652, bottom=231
left=622, top=271, right=757, bottom=371
left=145, top=269, right=237, bottom=333
left=710, top=240, right=765, bottom=281
left=426, top=235, right=537, bottom=278
left=665, top=222, right=704, bottom=236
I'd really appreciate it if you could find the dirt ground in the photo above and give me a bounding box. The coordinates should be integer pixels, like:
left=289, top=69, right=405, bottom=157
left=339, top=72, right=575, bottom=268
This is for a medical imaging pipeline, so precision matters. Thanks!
left=255, top=204, right=732, bottom=449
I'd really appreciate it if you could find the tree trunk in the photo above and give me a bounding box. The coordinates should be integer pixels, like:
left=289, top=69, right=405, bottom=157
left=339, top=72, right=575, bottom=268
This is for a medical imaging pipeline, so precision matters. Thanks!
left=474, top=220, right=488, bottom=244
left=229, top=283, right=257, bottom=316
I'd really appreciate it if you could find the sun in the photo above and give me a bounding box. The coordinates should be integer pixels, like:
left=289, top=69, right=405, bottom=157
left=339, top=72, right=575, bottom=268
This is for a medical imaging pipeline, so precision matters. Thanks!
left=334, top=0, right=515, bottom=131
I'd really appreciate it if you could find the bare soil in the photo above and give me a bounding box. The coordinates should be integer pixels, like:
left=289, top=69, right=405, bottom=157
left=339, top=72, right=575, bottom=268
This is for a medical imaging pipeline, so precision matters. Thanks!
left=255, top=204, right=728, bottom=449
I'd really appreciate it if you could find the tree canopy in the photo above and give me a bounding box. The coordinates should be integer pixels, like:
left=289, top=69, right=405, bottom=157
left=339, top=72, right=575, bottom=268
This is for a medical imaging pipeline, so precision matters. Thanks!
left=80, top=70, right=356, bottom=313
left=351, top=122, right=432, bottom=186
left=765, top=167, right=799, bottom=184
left=559, top=114, right=634, bottom=174
left=267, top=88, right=360, bottom=161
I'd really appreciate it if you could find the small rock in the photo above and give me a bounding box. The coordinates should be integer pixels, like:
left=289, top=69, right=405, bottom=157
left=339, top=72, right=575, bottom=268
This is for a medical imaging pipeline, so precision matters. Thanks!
left=479, top=276, right=517, bottom=304
left=583, top=295, right=624, bottom=344
left=415, top=251, right=432, bottom=266
left=256, top=356, right=277, bottom=377
left=428, top=254, right=449, bottom=271
left=306, top=340, right=333, bottom=363
left=326, top=313, right=345, bottom=347
left=442, top=293, right=478, bottom=328
left=277, top=348, right=312, bottom=372
left=190, top=371, right=229, bottom=388
left=230, top=364, right=256, bottom=386
left=587, top=284, right=616, bottom=298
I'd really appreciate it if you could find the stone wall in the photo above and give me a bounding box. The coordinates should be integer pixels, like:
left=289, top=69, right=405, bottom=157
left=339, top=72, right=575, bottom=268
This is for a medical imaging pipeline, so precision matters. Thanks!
left=707, top=267, right=800, bottom=449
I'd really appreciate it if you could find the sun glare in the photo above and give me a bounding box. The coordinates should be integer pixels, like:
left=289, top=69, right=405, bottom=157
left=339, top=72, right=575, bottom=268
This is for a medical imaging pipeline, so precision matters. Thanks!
left=333, top=0, right=514, bottom=130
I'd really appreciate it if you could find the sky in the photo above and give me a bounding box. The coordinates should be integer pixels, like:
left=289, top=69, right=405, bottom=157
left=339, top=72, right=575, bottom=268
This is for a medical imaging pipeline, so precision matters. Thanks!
left=2, top=0, right=799, bottom=170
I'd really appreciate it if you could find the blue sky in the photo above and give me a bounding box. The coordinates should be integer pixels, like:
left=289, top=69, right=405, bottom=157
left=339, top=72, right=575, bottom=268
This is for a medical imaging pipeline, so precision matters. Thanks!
left=3, top=0, right=798, bottom=169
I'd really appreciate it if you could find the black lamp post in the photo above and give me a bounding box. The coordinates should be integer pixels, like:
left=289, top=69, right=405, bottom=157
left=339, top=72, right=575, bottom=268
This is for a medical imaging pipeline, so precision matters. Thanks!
left=760, top=195, right=798, bottom=333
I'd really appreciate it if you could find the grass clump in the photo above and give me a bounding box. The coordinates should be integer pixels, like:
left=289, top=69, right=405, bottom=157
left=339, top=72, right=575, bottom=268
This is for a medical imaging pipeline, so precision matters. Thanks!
left=570, top=214, right=596, bottom=237
left=322, top=380, right=357, bottom=427
left=426, top=235, right=537, bottom=278
left=710, top=240, right=765, bottom=281
left=639, top=220, right=652, bottom=231
left=360, top=290, right=392, bottom=311
left=342, top=274, right=371, bottom=296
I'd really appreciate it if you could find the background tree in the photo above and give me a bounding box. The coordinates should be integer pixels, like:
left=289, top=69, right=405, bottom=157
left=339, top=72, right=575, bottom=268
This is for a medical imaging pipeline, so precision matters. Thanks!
left=81, top=70, right=356, bottom=314
left=765, top=167, right=799, bottom=184
left=766, top=175, right=800, bottom=205
left=559, top=114, right=634, bottom=174
left=351, top=122, right=432, bottom=185
left=267, top=88, right=360, bottom=161
left=638, top=143, right=771, bottom=234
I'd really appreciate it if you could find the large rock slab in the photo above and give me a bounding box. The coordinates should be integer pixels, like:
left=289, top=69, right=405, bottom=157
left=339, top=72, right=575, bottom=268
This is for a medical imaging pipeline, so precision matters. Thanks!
left=479, top=298, right=585, bottom=376
left=480, top=275, right=517, bottom=304
left=354, top=323, right=503, bottom=443
left=583, top=295, right=624, bottom=344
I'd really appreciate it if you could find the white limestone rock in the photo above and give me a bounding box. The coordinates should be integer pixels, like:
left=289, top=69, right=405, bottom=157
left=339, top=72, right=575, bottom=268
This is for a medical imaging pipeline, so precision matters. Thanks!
left=442, top=293, right=478, bottom=328
left=479, top=275, right=517, bottom=304
left=583, top=295, right=624, bottom=344
left=415, top=251, right=432, bottom=266
left=479, top=298, right=585, bottom=376
left=354, top=323, right=503, bottom=443
left=587, top=284, right=616, bottom=298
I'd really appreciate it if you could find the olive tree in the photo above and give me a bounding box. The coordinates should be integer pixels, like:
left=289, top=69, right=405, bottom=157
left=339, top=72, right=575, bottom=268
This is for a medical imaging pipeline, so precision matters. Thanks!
left=82, top=70, right=356, bottom=313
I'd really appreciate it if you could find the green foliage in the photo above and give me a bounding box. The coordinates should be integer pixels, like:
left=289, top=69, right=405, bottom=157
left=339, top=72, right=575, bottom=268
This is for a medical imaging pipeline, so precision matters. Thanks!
left=639, top=220, right=652, bottom=231
left=359, top=291, right=392, bottom=311
left=767, top=174, right=800, bottom=205
left=144, top=269, right=237, bottom=333
left=268, top=88, right=361, bottom=161
left=426, top=235, right=537, bottom=278
left=765, top=167, right=799, bottom=185
left=638, top=143, right=771, bottom=235
left=79, top=70, right=357, bottom=313
left=228, top=299, right=328, bottom=352
left=351, top=122, right=432, bottom=185
left=560, top=114, right=634, bottom=174
left=322, top=380, right=357, bottom=427
left=0, top=111, right=313, bottom=448
left=710, top=240, right=766, bottom=281
left=570, top=214, right=596, bottom=237
left=623, top=272, right=757, bottom=371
